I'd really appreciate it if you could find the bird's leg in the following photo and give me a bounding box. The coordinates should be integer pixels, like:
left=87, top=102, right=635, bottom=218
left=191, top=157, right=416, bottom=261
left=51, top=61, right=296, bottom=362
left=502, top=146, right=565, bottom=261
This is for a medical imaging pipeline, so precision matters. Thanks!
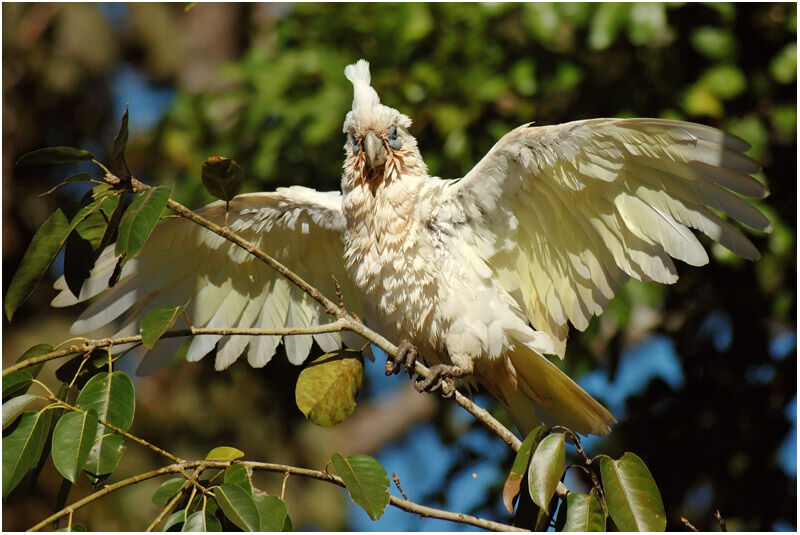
left=385, top=340, right=418, bottom=376
left=415, top=363, right=472, bottom=398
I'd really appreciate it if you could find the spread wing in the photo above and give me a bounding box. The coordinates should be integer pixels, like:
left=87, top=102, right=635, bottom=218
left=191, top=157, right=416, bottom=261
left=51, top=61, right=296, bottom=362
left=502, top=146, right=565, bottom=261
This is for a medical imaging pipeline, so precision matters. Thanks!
left=52, top=186, right=363, bottom=374
left=445, top=118, right=770, bottom=355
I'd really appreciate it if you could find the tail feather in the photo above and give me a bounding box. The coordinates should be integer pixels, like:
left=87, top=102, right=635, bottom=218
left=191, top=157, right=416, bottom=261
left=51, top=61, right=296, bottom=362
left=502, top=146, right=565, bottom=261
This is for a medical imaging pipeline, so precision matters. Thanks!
left=500, top=345, right=616, bottom=436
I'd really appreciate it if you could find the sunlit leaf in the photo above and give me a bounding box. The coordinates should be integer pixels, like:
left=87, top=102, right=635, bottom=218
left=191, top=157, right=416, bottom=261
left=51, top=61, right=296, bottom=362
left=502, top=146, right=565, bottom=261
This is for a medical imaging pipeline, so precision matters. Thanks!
left=140, top=304, right=186, bottom=349
left=255, top=494, right=292, bottom=531
left=206, top=446, right=245, bottom=461
left=691, top=26, right=735, bottom=61
left=528, top=432, right=565, bottom=514
left=2, top=409, right=52, bottom=498
left=76, top=372, right=135, bottom=477
left=2, top=394, right=38, bottom=430
left=331, top=452, right=390, bottom=520
left=51, top=409, right=99, bottom=483
left=116, top=185, right=173, bottom=259
left=152, top=477, right=186, bottom=506
left=16, top=146, right=94, bottom=167
left=214, top=483, right=260, bottom=531
left=770, top=43, right=797, bottom=84
left=295, top=349, right=364, bottom=426
left=598, top=453, right=666, bottom=531
left=563, top=490, right=606, bottom=531
left=503, top=425, right=549, bottom=513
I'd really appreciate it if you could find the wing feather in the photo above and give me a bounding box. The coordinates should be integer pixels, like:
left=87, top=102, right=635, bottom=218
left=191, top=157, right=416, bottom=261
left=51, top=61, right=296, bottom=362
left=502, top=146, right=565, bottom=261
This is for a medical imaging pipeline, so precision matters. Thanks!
left=53, top=187, right=363, bottom=373
left=449, top=118, right=769, bottom=353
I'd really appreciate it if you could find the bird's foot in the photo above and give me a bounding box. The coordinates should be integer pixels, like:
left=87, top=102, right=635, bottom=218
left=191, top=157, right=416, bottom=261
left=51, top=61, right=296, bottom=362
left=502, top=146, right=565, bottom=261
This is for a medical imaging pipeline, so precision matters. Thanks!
left=415, top=364, right=468, bottom=398
left=385, top=340, right=418, bottom=376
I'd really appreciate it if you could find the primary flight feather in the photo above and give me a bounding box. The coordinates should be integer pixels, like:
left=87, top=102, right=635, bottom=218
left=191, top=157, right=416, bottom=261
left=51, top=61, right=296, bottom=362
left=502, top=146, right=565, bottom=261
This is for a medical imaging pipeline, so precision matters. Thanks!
left=54, top=59, right=770, bottom=435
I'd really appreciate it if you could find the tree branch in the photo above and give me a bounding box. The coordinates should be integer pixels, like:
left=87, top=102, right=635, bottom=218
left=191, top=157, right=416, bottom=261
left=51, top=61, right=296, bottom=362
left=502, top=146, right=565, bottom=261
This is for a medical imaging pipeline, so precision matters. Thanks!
left=146, top=179, right=524, bottom=453
left=3, top=321, right=349, bottom=377
left=29, top=459, right=527, bottom=533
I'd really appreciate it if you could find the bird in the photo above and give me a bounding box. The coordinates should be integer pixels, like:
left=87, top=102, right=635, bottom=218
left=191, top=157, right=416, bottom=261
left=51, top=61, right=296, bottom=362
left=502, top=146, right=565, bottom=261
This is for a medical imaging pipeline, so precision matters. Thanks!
left=53, top=59, right=771, bottom=436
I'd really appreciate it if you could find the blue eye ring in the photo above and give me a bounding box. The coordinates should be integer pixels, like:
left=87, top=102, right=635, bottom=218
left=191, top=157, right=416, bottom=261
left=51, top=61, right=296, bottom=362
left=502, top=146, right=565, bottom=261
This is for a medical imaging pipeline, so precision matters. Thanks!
left=387, top=125, right=402, bottom=150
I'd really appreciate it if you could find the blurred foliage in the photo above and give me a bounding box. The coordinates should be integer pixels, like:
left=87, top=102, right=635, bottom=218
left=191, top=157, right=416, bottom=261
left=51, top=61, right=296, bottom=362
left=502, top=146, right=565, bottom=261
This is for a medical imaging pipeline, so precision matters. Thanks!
left=3, top=2, right=796, bottom=532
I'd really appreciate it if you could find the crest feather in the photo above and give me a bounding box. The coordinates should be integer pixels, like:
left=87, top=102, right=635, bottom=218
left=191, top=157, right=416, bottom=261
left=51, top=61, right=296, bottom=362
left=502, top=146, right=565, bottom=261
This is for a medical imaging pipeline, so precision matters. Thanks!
left=345, top=59, right=381, bottom=115
left=343, top=59, right=412, bottom=132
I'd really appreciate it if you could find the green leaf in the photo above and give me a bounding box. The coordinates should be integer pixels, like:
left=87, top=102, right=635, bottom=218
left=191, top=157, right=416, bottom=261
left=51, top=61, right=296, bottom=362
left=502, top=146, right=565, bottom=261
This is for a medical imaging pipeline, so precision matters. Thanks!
left=331, top=452, right=390, bottom=520
left=214, top=483, right=261, bottom=531
left=51, top=409, right=99, bottom=483
left=206, top=446, right=245, bottom=461
left=503, top=425, right=549, bottom=513
left=691, top=27, right=735, bottom=61
left=588, top=3, right=630, bottom=50
left=16, top=146, right=94, bottom=167
left=770, top=43, right=797, bottom=84
left=112, top=106, right=131, bottom=177
left=76, top=372, right=135, bottom=477
left=563, top=490, right=606, bottom=531
left=699, top=64, right=747, bottom=101
left=55, top=349, right=109, bottom=387
left=3, top=371, right=33, bottom=399
left=255, top=494, right=292, bottom=531
left=161, top=510, right=187, bottom=532
left=2, top=409, right=52, bottom=498
left=64, top=190, right=121, bottom=297
left=4, top=208, right=70, bottom=321
left=141, top=305, right=186, bottom=349
left=201, top=156, right=244, bottom=204
left=224, top=464, right=253, bottom=495
left=182, top=510, right=221, bottom=532
left=40, top=173, right=94, bottom=196
left=152, top=477, right=186, bottom=506
left=598, top=453, right=666, bottom=531
left=295, top=349, right=364, bottom=426
left=3, top=394, right=38, bottom=430
left=115, top=185, right=173, bottom=259
left=528, top=432, right=565, bottom=514
left=16, top=343, right=53, bottom=380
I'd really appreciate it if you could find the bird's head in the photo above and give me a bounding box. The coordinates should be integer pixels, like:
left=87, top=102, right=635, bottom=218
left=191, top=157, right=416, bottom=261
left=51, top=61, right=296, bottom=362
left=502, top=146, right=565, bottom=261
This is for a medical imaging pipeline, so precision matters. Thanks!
left=342, top=60, right=426, bottom=191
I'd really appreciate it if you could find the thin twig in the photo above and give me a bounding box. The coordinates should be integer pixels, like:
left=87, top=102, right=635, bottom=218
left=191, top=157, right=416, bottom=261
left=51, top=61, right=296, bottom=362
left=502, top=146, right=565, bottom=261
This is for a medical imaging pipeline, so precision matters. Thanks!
left=393, top=472, right=409, bottom=501
left=681, top=516, right=700, bottom=532
left=145, top=483, right=186, bottom=532
left=149, top=180, right=525, bottom=454
left=714, top=510, right=727, bottom=532
left=47, top=396, right=184, bottom=464
left=4, top=321, right=349, bottom=377
left=30, top=460, right=527, bottom=533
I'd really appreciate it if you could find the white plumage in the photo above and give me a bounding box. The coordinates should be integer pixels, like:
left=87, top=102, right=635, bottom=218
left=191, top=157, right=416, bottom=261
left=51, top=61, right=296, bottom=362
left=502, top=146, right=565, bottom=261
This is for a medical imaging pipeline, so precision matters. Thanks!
left=53, top=60, right=769, bottom=435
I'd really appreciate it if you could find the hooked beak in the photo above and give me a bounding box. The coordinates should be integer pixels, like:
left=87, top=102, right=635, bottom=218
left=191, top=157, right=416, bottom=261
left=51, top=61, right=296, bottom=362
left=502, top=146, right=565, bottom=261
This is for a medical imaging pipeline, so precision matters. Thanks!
left=363, top=130, right=387, bottom=168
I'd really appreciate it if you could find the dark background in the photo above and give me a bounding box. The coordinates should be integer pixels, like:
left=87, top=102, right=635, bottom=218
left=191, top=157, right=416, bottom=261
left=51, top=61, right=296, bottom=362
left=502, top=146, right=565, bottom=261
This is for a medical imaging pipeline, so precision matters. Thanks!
left=3, top=3, right=796, bottom=531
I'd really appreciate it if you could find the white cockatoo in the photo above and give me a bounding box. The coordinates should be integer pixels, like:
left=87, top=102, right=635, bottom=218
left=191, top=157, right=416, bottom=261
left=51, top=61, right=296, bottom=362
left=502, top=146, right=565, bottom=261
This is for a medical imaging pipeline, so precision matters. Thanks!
left=53, top=60, right=770, bottom=436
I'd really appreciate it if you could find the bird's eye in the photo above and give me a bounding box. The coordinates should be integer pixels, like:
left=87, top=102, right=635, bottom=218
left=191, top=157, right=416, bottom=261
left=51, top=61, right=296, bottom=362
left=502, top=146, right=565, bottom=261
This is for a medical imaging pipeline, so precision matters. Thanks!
left=387, top=125, right=402, bottom=150
left=350, top=131, right=360, bottom=152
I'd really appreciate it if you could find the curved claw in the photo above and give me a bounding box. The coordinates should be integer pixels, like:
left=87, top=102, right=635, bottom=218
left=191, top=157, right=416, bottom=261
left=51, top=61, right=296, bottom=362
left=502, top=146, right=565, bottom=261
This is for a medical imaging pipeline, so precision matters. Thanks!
left=414, top=364, right=461, bottom=398
left=385, top=340, right=418, bottom=376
